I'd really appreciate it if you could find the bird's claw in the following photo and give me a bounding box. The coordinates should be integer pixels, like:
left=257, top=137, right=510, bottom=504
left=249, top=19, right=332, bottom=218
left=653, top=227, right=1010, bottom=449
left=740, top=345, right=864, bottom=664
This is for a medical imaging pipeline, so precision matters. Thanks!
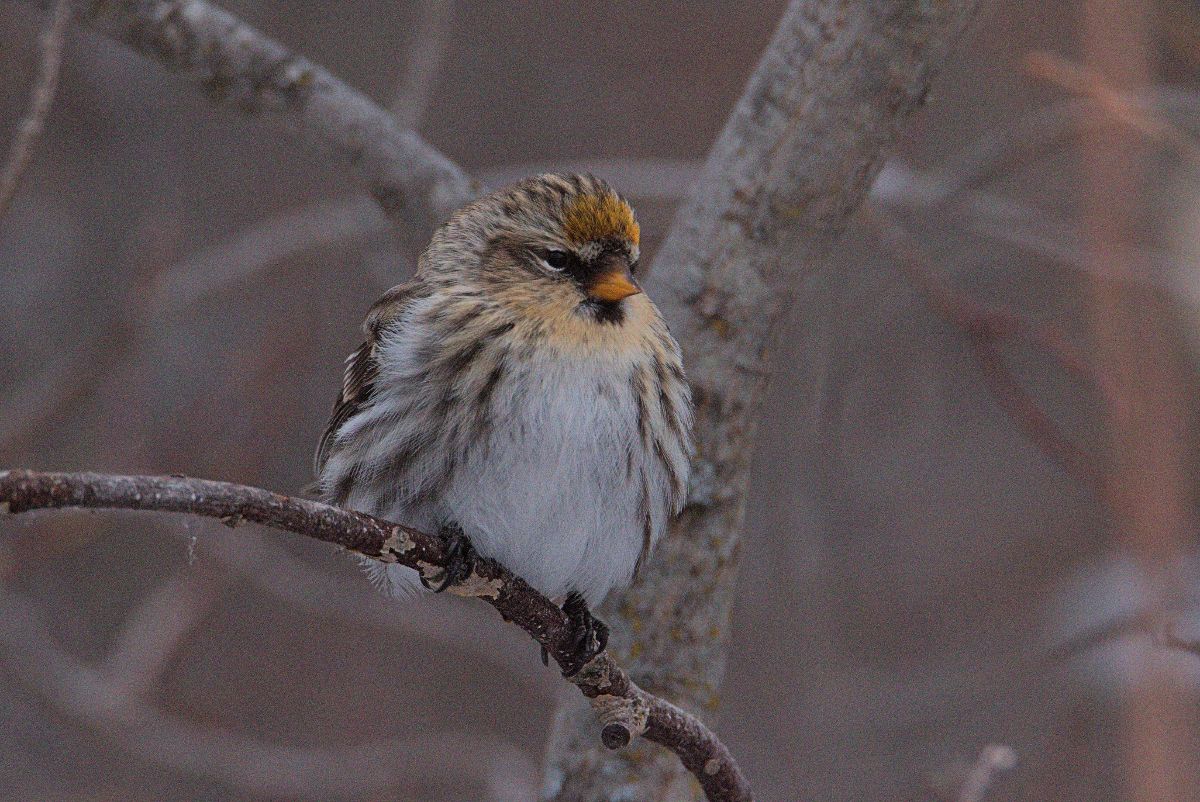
left=557, top=591, right=610, bottom=677
left=420, top=522, right=476, bottom=593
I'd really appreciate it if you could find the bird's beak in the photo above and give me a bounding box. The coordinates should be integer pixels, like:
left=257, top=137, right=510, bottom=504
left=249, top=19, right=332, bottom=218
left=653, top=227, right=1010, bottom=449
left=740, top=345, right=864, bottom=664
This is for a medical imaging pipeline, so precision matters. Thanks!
left=588, top=265, right=641, bottom=303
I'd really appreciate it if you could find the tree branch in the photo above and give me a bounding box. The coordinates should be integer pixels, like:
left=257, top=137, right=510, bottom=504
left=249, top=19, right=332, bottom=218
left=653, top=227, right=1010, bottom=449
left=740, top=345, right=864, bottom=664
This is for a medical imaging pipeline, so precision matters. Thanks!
left=387, top=0, right=456, bottom=129
left=956, top=744, right=1018, bottom=802
left=5, top=1, right=977, bottom=797
left=0, top=0, right=69, bottom=219
left=15, top=0, right=476, bottom=229
left=0, top=576, right=538, bottom=799
left=97, top=568, right=219, bottom=702
left=546, top=0, right=983, bottom=795
left=0, top=469, right=752, bottom=802
left=865, top=204, right=1114, bottom=490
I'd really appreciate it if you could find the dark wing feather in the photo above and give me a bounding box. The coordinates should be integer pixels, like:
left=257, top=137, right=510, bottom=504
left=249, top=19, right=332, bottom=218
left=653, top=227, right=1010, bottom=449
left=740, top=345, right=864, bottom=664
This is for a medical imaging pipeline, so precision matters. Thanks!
left=313, top=281, right=421, bottom=478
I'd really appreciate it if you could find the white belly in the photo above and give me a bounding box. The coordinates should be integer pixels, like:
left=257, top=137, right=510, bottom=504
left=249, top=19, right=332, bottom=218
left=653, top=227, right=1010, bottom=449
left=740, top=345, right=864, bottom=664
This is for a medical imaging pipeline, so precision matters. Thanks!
left=370, top=354, right=648, bottom=604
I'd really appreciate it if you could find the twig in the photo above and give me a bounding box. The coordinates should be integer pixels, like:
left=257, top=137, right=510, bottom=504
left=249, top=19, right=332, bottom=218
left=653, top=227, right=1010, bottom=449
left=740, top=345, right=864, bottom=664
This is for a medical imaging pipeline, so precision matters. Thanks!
left=153, top=154, right=708, bottom=315
left=0, top=0, right=70, bottom=219
left=0, top=469, right=752, bottom=802
left=1053, top=609, right=1200, bottom=663
left=479, top=158, right=702, bottom=202
left=929, top=99, right=1101, bottom=204
left=0, top=579, right=537, bottom=799
left=1045, top=609, right=1200, bottom=667
left=1025, top=51, right=1200, bottom=164
left=956, top=744, right=1017, bottom=802
left=0, top=312, right=138, bottom=456
left=389, top=0, right=456, bottom=129
left=865, top=205, right=1111, bottom=490
left=0, top=205, right=179, bottom=455
left=198, top=526, right=549, bottom=692
left=15, top=0, right=476, bottom=229
left=148, top=194, right=386, bottom=315
left=1156, top=620, right=1200, bottom=658
left=98, top=569, right=219, bottom=702
left=872, top=161, right=1178, bottom=290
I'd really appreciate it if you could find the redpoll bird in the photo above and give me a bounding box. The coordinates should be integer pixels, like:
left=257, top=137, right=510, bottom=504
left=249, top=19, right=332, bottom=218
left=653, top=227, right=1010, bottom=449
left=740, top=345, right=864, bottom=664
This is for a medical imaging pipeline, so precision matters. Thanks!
left=315, top=174, right=692, bottom=671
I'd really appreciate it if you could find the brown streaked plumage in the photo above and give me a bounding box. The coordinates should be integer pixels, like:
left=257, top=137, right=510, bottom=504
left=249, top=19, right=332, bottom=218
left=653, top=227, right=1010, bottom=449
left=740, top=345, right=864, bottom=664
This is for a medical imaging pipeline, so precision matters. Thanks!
left=315, top=174, right=693, bottom=620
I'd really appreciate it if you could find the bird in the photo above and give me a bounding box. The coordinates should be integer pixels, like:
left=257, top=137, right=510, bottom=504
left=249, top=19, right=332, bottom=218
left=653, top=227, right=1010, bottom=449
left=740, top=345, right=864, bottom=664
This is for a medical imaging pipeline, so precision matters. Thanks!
left=314, top=173, right=693, bottom=673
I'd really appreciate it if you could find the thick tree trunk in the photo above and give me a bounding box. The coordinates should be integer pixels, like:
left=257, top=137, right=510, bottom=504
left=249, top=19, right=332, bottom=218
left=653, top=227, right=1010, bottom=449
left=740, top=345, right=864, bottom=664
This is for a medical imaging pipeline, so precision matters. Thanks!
left=543, top=1, right=983, bottom=798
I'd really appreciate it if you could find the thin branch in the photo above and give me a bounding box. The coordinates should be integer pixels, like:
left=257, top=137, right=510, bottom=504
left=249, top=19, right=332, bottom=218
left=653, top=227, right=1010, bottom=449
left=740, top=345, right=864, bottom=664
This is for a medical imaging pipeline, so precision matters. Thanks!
left=1156, top=620, right=1200, bottom=658
left=929, top=98, right=1101, bottom=204
left=929, top=86, right=1200, bottom=206
left=98, top=568, right=219, bottom=702
left=197, top=526, right=550, bottom=693
left=0, top=469, right=752, bottom=802
left=1, top=195, right=385, bottom=455
left=0, top=580, right=538, bottom=799
left=15, top=0, right=476, bottom=229
left=0, top=0, right=70, bottom=219
left=956, top=744, right=1017, bottom=802
left=0, top=312, right=140, bottom=456
left=873, top=161, right=1181, bottom=291
left=479, top=158, right=702, bottom=203
left=148, top=194, right=386, bottom=315
left=0, top=206, right=178, bottom=455
left=388, top=0, right=456, bottom=129
left=154, top=154, right=708, bottom=315
left=1047, top=609, right=1200, bottom=666
left=1025, top=51, right=1200, bottom=164
left=866, top=205, right=1112, bottom=490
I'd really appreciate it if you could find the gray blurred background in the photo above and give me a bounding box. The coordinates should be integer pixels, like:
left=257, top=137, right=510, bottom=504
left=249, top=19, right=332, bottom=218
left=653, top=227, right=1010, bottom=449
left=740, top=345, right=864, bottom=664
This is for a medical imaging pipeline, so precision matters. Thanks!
left=3, top=1, right=1200, bottom=800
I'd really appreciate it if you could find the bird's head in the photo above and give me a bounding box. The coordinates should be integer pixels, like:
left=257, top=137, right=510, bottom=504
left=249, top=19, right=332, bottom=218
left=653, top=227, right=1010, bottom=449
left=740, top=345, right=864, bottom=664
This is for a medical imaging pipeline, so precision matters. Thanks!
left=422, top=174, right=647, bottom=327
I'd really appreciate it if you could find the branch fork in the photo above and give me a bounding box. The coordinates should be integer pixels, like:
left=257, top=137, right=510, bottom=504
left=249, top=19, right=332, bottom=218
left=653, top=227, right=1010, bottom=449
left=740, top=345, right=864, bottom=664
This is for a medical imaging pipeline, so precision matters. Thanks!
left=5, top=0, right=985, bottom=796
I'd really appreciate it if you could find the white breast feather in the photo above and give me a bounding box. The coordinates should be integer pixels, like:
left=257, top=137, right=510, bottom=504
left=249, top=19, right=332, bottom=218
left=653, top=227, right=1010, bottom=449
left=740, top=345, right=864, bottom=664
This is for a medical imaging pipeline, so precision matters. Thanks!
left=331, top=301, right=680, bottom=605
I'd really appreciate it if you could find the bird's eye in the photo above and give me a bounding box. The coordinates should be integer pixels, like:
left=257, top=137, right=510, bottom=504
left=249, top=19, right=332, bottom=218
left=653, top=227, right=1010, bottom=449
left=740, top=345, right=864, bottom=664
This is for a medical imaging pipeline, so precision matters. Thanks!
left=543, top=250, right=571, bottom=271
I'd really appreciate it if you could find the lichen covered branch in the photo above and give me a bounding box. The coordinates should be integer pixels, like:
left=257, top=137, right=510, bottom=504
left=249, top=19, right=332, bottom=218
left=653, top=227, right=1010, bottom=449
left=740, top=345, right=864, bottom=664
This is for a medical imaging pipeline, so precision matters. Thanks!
left=16, top=0, right=476, bottom=229
left=545, top=0, right=984, bottom=795
left=0, top=469, right=752, bottom=802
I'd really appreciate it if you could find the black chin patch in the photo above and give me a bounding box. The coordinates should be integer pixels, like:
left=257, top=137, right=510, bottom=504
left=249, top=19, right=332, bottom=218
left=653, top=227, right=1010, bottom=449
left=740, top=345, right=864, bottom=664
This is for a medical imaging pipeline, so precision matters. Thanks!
left=581, top=298, right=626, bottom=325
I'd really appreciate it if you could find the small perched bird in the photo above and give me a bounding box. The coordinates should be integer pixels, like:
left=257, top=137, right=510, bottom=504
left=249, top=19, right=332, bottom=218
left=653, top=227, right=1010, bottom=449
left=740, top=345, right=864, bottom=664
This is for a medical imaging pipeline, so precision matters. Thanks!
left=315, top=174, right=692, bottom=670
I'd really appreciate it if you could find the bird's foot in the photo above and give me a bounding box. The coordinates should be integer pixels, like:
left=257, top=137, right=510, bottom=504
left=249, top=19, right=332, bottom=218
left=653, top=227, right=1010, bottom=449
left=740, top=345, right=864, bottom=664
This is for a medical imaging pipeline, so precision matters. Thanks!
left=420, top=522, right=476, bottom=593
left=553, top=591, right=610, bottom=678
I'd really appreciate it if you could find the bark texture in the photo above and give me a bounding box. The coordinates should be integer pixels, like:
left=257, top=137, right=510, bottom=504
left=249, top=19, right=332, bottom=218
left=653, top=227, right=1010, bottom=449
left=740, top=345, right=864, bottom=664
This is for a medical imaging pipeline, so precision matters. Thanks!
left=19, top=0, right=476, bottom=229
left=0, top=469, right=751, bottom=802
left=7, top=0, right=983, bottom=798
left=542, top=1, right=983, bottom=799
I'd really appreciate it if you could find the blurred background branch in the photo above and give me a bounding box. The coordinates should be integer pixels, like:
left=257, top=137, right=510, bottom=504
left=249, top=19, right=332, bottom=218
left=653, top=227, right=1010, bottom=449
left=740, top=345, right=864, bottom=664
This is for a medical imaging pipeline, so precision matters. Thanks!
left=545, top=0, right=984, bottom=796
left=13, top=0, right=475, bottom=227
left=387, top=0, right=456, bottom=130
left=0, top=0, right=67, bottom=217
left=0, top=469, right=754, bottom=802
left=0, top=580, right=538, bottom=800
left=3, top=0, right=1200, bottom=799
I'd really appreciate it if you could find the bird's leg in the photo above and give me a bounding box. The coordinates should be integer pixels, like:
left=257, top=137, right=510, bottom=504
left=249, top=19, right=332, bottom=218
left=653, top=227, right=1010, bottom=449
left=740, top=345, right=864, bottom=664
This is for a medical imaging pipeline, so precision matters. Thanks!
left=555, top=591, right=610, bottom=677
left=420, top=521, right=476, bottom=593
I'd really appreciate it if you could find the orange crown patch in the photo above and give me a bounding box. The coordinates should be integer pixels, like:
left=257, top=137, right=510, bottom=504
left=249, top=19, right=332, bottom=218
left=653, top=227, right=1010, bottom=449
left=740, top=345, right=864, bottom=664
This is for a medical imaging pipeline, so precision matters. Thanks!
left=562, top=193, right=640, bottom=246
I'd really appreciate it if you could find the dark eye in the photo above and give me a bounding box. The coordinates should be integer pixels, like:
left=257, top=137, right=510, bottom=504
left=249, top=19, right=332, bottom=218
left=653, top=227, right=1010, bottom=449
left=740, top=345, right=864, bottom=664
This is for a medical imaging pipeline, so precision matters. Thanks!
left=544, top=249, right=571, bottom=271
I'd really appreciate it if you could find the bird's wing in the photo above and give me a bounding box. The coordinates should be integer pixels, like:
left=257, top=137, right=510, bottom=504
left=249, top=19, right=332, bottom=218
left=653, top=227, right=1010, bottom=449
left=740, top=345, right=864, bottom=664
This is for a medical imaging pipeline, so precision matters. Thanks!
left=313, top=281, right=422, bottom=478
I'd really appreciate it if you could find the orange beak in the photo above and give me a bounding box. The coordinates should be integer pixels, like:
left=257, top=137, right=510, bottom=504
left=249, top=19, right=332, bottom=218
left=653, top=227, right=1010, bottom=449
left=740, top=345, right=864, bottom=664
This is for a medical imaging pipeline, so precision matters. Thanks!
left=588, top=266, right=641, bottom=303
